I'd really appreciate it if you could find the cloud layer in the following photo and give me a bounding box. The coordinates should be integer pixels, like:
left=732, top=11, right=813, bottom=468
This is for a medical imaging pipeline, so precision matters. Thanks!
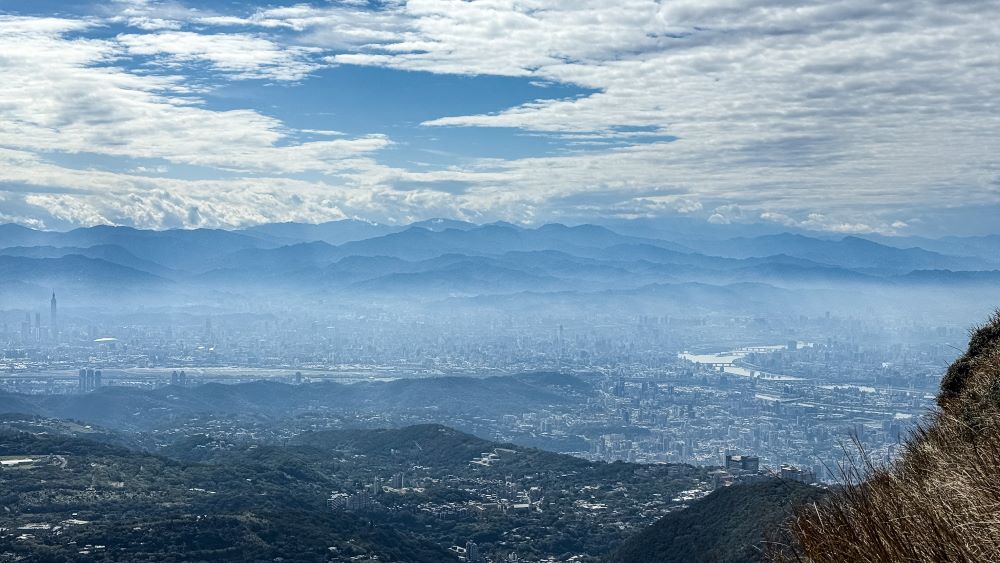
left=0, top=1, right=998, bottom=234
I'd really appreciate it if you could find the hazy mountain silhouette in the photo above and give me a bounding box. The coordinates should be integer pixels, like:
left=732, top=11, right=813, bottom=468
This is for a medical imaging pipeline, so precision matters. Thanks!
left=684, top=233, right=989, bottom=272
left=2, top=221, right=998, bottom=313
left=0, top=244, right=177, bottom=277
left=242, top=219, right=401, bottom=245
left=0, top=255, right=164, bottom=287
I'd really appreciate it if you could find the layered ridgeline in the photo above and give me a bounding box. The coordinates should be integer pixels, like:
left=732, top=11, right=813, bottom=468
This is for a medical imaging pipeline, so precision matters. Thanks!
left=2, top=221, right=1000, bottom=318
left=782, top=312, right=1000, bottom=561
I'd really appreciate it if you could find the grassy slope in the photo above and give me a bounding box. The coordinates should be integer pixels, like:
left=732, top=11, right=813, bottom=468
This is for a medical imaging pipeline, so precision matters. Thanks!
left=782, top=311, right=1000, bottom=562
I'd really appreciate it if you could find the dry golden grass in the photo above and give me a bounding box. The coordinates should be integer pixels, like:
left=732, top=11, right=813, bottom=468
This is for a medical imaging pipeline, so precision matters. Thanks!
left=773, top=312, right=1000, bottom=562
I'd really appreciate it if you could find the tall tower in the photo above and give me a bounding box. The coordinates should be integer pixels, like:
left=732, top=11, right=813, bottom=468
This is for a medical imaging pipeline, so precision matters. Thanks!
left=50, top=291, right=58, bottom=343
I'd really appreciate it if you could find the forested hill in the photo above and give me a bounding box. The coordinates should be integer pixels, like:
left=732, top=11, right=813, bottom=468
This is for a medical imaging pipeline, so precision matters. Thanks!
left=609, top=479, right=828, bottom=563
left=0, top=420, right=710, bottom=561
left=0, top=372, right=594, bottom=431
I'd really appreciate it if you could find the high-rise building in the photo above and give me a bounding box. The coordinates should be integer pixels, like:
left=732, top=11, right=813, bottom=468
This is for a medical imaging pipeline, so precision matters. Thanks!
left=78, top=368, right=101, bottom=392
left=780, top=464, right=816, bottom=484
left=50, top=291, right=57, bottom=343
left=466, top=541, right=482, bottom=562
left=327, top=493, right=348, bottom=511
left=21, top=314, right=30, bottom=343
left=725, top=453, right=760, bottom=473
left=391, top=472, right=405, bottom=489
left=170, top=370, right=188, bottom=386
left=171, top=371, right=179, bottom=386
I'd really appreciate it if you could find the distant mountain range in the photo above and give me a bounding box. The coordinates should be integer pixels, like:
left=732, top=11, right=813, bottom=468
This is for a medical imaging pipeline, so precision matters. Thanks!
left=1, top=219, right=998, bottom=315
left=682, top=233, right=987, bottom=272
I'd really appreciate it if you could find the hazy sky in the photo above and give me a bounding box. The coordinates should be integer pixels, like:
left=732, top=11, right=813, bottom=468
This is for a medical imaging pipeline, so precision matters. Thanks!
left=0, top=0, right=997, bottom=235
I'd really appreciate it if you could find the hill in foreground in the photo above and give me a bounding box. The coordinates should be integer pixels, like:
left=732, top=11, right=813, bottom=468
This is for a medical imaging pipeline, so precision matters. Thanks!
left=0, top=430, right=452, bottom=562
left=609, top=479, right=827, bottom=563
left=0, top=422, right=709, bottom=561
left=783, top=311, right=1000, bottom=561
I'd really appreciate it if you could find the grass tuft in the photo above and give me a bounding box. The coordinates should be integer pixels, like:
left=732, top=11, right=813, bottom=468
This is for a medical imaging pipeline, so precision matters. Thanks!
left=773, top=311, right=1000, bottom=562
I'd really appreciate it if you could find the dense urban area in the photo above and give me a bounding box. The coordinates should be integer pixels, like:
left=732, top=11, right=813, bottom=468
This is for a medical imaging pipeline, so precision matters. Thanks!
left=1, top=294, right=956, bottom=480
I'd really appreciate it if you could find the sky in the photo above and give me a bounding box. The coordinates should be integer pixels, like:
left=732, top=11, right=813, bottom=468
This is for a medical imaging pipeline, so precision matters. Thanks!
left=0, top=0, right=997, bottom=236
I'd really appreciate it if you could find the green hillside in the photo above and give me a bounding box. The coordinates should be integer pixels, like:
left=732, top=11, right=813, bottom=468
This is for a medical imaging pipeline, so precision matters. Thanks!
left=609, top=479, right=827, bottom=563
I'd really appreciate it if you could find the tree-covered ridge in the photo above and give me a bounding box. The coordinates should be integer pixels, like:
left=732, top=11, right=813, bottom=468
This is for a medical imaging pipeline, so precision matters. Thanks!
left=0, top=422, right=710, bottom=562
left=0, top=430, right=452, bottom=562
left=0, top=373, right=593, bottom=432
left=608, top=479, right=828, bottom=563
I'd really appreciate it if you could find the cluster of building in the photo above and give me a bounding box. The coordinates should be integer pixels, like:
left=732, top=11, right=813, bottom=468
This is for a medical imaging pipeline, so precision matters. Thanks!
left=449, top=541, right=484, bottom=562
left=169, top=370, right=188, bottom=386
left=326, top=491, right=378, bottom=512
left=327, top=473, right=410, bottom=512
left=479, top=335, right=947, bottom=482
left=706, top=453, right=815, bottom=489
left=76, top=368, right=102, bottom=392
left=0, top=298, right=965, bottom=483
left=11, top=293, right=59, bottom=346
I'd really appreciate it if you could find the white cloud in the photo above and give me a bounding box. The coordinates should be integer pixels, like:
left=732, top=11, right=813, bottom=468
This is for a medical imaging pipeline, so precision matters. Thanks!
left=800, top=213, right=875, bottom=235
left=306, top=0, right=1000, bottom=230
left=0, top=158, right=472, bottom=230
left=0, top=16, right=389, bottom=178
left=301, top=129, right=347, bottom=136
left=124, top=17, right=182, bottom=31
left=117, top=31, right=323, bottom=81
left=2, top=1, right=999, bottom=234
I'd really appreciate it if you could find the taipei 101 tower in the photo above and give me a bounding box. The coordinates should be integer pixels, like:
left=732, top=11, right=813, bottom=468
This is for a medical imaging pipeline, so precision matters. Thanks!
left=50, top=291, right=57, bottom=343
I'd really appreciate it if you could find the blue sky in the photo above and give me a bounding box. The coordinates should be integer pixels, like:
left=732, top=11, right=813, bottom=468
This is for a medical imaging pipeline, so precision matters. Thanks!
left=0, top=0, right=997, bottom=235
